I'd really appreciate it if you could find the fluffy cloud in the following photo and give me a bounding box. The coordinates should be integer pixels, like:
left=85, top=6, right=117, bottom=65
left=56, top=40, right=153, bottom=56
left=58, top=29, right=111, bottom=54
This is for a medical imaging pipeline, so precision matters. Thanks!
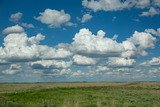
left=3, top=33, right=44, bottom=47
left=30, top=60, right=72, bottom=69
left=120, top=31, right=156, bottom=58
left=122, top=41, right=137, bottom=51
left=82, top=0, right=160, bottom=17
left=35, top=9, right=72, bottom=28
left=145, top=28, right=160, bottom=36
left=2, top=25, right=24, bottom=35
left=141, top=57, right=160, bottom=66
left=82, top=0, right=130, bottom=12
left=1, top=26, right=156, bottom=67
left=81, top=13, right=93, bottom=23
left=127, top=31, right=156, bottom=49
left=1, top=33, right=44, bottom=62
left=121, top=41, right=137, bottom=58
left=72, top=28, right=124, bottom=57
left=3, top=34, right=72, bottom=61
left=73, top=55, right=97, bottom=66
left=107, top=57, right=135, bottom=67
left=10, top=12, right=23, bottom=22
left=71, top=28, right=157, bottom=59
left=0, top=25, right=72, bottom=63
left=28, top=33, right=45, bottom=44
left=82, top=0, right=153, bottom=12
left=0, top=25, right=159, bottom=79
left=140, top=7, right=160, bottom=17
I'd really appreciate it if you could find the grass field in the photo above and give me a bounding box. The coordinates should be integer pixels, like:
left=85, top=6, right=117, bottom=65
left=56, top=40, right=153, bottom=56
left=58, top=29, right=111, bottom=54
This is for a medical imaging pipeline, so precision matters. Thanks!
left=0, top=82, right=160, bottom=107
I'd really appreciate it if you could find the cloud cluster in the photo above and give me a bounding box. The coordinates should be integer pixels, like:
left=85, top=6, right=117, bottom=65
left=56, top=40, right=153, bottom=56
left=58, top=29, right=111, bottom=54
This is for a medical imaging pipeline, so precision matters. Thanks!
left=82, top=0, right=152, bottom=12
left=82, top=0, right=130, bottom=12
left=82, top=0, right=160, bottom=17
left=0, top=25, right=72, bottom=63
left=35, top=9, right=73, bottom=28
left=72, top=28, right=156, bottom=59
left=1, top=25, right=159, bottom=78
left=71, top=28, right=158, bottom=67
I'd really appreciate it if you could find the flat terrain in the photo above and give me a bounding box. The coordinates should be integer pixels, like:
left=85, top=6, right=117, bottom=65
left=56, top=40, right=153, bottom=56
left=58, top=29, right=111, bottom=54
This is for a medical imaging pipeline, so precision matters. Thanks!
left=0, top=82, right=160, bottom=107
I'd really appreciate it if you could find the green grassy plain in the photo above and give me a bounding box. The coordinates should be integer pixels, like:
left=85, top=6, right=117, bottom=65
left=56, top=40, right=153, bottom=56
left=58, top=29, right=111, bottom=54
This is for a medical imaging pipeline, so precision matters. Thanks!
left=0, top=82, right=160, bottom=107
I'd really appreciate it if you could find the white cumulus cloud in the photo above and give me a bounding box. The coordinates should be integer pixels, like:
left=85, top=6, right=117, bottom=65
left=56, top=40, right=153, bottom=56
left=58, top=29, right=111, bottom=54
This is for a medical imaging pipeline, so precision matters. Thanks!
left=145, top=28, right=160, bottom=36
left=128, top=31, right=156, bottom=49
left=82, top=0, right=160, bottom=18
left=72, top=28, right=124, bottom=57
left=35, top=9, right=72, bottom=28
left=2, top=25, right=24, bottom=35
left=0, top=26, right=73, bottom=63
left=73, top=55, right=97, bottom=66
left=81, top=13, right=93, bottom=23
left=82, top=0, right=152, bottom=12
left=82, top=0, right=130, bottom=12
left=71, top=28, right=157, bottom=59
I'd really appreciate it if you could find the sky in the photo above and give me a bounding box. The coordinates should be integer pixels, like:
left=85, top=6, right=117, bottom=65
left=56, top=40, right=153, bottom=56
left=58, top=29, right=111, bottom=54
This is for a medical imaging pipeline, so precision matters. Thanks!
left=0, top=0, right=160, bottom=82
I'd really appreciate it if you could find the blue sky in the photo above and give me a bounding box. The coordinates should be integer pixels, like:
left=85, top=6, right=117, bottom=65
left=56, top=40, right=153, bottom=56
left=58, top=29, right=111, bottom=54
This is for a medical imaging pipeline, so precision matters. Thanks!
left=0, top=0, right=160, bottom=82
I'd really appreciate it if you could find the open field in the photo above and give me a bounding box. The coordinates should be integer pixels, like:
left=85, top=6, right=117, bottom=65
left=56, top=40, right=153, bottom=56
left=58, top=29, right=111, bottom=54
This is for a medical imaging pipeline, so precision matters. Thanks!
left=0, top=82, right=160, bottom=107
